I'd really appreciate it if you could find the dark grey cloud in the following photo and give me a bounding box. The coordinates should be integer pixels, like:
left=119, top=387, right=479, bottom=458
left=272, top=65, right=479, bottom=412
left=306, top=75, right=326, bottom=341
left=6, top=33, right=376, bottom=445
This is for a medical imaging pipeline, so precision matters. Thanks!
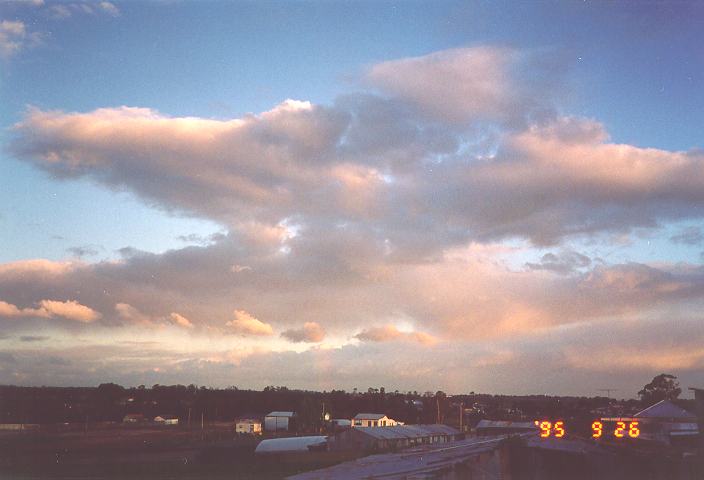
left=526, top=250, right=591, bottom=275
left=19, top=335, right=49, bottom=342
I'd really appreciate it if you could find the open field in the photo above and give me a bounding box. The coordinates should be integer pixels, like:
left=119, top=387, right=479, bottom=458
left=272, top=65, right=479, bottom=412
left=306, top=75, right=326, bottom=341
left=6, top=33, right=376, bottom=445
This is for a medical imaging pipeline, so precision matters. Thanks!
left=0, top=424, right=354, bottom=479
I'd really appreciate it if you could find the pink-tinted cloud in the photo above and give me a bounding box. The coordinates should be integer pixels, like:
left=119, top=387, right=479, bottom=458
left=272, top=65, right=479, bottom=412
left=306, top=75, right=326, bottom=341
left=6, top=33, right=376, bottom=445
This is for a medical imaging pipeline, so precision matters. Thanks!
left=0, top=298, right=99, bottom=322
left=226, top=310, right=274, bottom=336
left=355, top=324, right=437, bottom=345
left=281, top=322, right=325, bottom=343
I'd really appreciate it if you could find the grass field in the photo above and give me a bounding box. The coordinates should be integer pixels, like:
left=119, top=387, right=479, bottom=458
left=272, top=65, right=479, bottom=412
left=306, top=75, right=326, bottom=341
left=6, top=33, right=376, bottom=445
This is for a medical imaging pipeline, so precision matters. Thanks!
left=0, top=424, right=354, bottom=479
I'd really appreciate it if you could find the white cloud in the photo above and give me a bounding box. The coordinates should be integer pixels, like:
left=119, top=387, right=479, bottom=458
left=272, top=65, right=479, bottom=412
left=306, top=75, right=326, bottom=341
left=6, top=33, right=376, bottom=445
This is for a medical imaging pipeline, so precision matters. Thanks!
left=226, top=309, right=274, bottom=336
left=0, top=20, right=42, bottom=59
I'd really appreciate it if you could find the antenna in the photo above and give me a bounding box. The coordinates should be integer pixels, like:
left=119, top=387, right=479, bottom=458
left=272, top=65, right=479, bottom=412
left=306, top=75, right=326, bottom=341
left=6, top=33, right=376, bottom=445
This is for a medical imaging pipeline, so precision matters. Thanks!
left=597, top=389, right=618, bottom=398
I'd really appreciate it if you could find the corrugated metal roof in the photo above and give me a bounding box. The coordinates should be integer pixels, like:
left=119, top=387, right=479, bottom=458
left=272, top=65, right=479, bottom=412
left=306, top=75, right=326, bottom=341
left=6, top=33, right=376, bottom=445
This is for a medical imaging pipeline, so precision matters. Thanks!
left=350, top=424, right=459, bottom=440
left=634, top=400, right=695, bottom=419
left=353, top=413, right=387, bottom=420
left=255, top=436, right=327, bottom=454
left=288, top=435, right=513, bottom=480
left=265, top=411, right=296, bottom=417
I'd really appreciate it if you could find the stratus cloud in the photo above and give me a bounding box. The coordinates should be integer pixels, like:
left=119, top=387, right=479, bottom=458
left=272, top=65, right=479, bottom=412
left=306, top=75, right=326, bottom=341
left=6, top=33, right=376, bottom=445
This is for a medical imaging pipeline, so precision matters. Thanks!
left=355, top=325, right=436, bottom=345
left=281, top=322, right=325, bottom=343
left=226, top=310, right=274, bottom=336
left=0, top=299, right=99, bottom=322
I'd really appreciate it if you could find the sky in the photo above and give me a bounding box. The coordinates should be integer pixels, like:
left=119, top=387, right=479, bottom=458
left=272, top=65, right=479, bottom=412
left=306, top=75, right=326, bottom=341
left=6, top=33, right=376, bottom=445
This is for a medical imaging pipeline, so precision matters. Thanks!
left=1, top=0, right=703, bottom=399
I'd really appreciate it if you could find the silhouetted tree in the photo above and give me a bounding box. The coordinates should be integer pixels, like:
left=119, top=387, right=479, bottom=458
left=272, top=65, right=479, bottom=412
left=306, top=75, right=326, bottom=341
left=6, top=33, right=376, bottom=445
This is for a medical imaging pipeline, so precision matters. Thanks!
left=638, top=373, right=681, bottom=405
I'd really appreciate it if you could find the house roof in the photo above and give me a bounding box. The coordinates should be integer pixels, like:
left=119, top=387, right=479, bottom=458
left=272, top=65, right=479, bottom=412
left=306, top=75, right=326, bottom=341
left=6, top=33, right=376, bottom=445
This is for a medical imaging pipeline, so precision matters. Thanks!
left=265, top=411, right=296, bottom=417
left=353, top=413, right=387, bottom=420
left=634, top=400, right=696, bottom=419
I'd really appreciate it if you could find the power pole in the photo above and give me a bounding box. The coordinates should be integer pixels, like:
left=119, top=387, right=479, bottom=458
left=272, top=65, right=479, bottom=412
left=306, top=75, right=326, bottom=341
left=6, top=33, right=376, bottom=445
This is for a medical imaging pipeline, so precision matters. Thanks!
left=436, top=397, right=440, bottom=424
left=187, top=407, right=191, bottom=429
left=459, top=402, right=464, bottom=432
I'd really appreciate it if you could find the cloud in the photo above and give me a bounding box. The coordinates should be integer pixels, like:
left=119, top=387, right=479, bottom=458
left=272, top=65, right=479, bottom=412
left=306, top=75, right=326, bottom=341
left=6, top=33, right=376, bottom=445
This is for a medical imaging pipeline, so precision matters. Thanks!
left=66, top=244, right=102, bottom=258
left=48, top=1, right=120, bottom=19
left=19, top=335, right=49, bottom=342
left=355, top=325, right=436, bottom=345
left=38, top=299, right=101, bottom=323
left=115, top=302, right=153, bottom=326
left=169, top=312, right=193, bottom=329
left=526, top=250, right=591, bottom=275
left=281, top=322, right=325, bottom=343
left=670, top=226, right=703, bottom=246
left=0, top=20, right=42, bottom=59
left=365, top=46, right=562, bottom=125
left=226, top=310, right=274, bottom=336
left=0, top=300, right=49, bottom=318
left=4, top=45, right=704, bottom=392
left=0, top=298, right=99, bottom=322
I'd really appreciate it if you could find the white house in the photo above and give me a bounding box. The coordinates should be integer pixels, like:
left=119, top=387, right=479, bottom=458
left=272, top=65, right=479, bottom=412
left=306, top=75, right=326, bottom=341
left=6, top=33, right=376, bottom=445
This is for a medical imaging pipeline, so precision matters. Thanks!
left=236, top=418, right=262, bottom=434
left=351, top=413, right=398, bottom=427
left=264, top=411, right=296, bottom=432
left=154, top=415, right=179, bottom=425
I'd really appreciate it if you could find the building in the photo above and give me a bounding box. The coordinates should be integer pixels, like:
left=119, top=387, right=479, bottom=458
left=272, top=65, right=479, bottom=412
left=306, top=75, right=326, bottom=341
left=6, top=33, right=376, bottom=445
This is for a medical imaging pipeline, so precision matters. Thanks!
left=632, top=399, right=698, bottom=445
left=153, top=415, right=179, bottom=425
left=265, top=411, right=297, bottom=432
left=235, top=417, right=262, bottom=434
left=330, top=418, right=351, bottom=430
left=122, top=413, right=146, bottom=423
left=255, top=436, right=328, bottom=454
left=329, top=424, right=461, bottom=453
left=475, top=420, right=537, bottom=436
left=351, top=413, right=398, bottom=427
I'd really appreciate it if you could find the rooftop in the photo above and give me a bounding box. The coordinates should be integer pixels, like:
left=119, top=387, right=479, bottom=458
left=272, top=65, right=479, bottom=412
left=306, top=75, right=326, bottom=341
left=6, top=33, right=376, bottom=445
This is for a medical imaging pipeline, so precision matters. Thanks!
left=353, top=413, right=387, bottom=420
left=265, top=411, right=296, bottom=417
left=345, top=424, right=459, bottom=440
left=634, top=400, right=696, bottom=420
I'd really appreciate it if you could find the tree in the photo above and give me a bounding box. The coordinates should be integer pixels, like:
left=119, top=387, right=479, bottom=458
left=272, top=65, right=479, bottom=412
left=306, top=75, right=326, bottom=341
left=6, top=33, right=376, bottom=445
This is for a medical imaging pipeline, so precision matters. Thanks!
left=638, top=373, right=681, bottom=405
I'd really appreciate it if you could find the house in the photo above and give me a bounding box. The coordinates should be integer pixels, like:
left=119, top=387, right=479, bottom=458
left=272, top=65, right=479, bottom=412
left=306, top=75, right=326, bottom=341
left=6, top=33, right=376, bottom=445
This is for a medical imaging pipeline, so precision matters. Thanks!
left=264, top=411, right=297, bottom=432
left=351, top=413, right=398, bottom=427
left=154, top=415, right=179, bottom=425
left=122, top=413, right=146, bottom=423
left=236, top=417, right=262, bottom=434
left=329, top=424, right=461, bottom=453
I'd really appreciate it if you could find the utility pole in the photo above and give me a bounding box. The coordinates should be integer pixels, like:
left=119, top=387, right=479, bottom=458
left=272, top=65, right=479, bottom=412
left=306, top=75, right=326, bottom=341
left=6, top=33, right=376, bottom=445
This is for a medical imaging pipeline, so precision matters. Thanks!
left=187, top=407, right=191, bottom=429
left=436, top=397, right=440, bottom=424
left=459, top=402, right=464, bottom=432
